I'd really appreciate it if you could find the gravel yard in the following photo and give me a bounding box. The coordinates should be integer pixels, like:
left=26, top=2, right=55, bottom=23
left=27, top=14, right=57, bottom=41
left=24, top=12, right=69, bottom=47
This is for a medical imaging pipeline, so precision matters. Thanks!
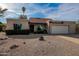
left=0, top=32, right=79, bottom=56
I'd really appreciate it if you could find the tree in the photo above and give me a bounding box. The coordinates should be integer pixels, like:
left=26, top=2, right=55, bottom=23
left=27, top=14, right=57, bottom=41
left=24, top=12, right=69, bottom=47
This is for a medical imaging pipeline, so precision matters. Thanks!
left=0, top=7, right=8, bottom=17
left=20, top=7, right=27, bottom=19
left=0, top=7, right=8, bottom=31
left=22, top=7, right=26, bottom=16
left=0, top=22, right=6, bottom=31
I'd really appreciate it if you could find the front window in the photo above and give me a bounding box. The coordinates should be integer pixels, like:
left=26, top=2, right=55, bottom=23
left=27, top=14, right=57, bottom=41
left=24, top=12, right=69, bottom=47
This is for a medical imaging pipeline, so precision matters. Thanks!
left=13, top=24, right=22, bottom=30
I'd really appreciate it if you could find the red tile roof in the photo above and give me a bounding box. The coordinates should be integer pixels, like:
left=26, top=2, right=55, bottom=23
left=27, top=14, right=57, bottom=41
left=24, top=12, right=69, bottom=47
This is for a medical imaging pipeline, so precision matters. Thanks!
left=29, top=18, right=50, bottom=23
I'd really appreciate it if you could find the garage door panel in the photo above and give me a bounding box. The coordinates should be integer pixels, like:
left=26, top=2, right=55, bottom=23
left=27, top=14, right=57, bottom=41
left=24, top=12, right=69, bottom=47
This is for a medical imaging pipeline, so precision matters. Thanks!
left=51, top=26, right=68, bottom=34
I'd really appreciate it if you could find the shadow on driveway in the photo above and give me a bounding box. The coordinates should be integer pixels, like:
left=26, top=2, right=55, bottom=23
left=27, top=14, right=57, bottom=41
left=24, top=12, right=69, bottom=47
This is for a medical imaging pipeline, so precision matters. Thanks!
left=7, top=34, right=48, bottom=39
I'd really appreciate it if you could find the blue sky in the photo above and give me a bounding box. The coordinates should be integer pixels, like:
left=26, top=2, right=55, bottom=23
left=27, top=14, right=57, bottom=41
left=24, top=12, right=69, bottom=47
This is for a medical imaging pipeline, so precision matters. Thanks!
left=0, top=3, right=79, bottom=23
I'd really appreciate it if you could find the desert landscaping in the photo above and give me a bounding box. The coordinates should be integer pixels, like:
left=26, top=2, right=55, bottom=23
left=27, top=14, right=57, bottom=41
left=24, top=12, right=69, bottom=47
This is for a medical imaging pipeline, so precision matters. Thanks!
left=0, top=32, right=79, bottom=56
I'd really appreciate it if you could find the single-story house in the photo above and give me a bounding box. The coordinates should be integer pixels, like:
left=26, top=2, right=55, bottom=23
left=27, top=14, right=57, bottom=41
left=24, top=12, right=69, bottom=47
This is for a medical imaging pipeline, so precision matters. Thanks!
left=5, top=15, right=30, bottom=35
left=5, top=17, right=76, bottom=35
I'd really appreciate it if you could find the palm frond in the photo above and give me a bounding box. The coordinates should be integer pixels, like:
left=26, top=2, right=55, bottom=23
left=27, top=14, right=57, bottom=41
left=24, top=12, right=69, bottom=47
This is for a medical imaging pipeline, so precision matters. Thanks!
left=1, top=8, right=8, bottom=13
left=0, top=8, right=8, bottom=17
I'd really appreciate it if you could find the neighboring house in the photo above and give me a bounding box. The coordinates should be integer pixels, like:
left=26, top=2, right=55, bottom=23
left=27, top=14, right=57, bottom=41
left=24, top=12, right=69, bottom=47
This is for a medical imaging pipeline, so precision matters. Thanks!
left=29, top=18, right=50, bottom=33
left=49, top=20, right=76, bottom=34
left=6, top=16, right=29, bottom=35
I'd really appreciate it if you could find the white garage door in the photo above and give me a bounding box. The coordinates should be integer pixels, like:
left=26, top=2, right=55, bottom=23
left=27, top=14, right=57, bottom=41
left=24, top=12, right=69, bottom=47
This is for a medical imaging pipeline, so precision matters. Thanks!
left=51, top=26, right=68, bottom=34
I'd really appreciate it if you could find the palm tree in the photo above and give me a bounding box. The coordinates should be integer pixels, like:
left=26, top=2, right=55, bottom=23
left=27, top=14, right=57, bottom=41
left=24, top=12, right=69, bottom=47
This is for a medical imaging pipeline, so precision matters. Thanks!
left=20, top=7, right=27, bottom=19
left=0, top=7, right=8, bottom=31
left=22, top=7, right=26, bottom=16
left=0, top=7, right=8, bottom=17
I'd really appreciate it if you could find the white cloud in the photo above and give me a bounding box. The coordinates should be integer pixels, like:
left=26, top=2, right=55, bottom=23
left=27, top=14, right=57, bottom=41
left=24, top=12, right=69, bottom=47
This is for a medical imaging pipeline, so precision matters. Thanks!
left=2, top=3, right=79, bottom=21
left=47, top=3, right=79, bottom=21
left=1, top=3, right=56, bottom=19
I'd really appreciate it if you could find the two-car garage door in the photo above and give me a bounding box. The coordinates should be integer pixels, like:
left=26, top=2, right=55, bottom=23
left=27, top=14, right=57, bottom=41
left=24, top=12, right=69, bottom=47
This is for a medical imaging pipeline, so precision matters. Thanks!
left=50, top=25, right=69, bottom=34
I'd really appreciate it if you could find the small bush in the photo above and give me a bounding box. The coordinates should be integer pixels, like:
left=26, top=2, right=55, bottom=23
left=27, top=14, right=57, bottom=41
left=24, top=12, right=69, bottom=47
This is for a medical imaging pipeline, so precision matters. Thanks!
left=23, top=42, right=26, bottom=44
left=39, top=36, right=45, bottom=41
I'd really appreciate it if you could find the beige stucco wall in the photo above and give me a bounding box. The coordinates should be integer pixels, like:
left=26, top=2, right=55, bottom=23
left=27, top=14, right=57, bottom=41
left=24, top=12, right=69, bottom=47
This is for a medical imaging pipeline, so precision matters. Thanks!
left=49, top=22, right=76, bottom=34
left=6, top=19, right=29, bottom=30
left=64, top=22, right=76, bottom=34
left=6, top=19, right=16, bottom=30
left=68, top=24, right=76, bottom=34
left=19, top=19, right=29, bottom=30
